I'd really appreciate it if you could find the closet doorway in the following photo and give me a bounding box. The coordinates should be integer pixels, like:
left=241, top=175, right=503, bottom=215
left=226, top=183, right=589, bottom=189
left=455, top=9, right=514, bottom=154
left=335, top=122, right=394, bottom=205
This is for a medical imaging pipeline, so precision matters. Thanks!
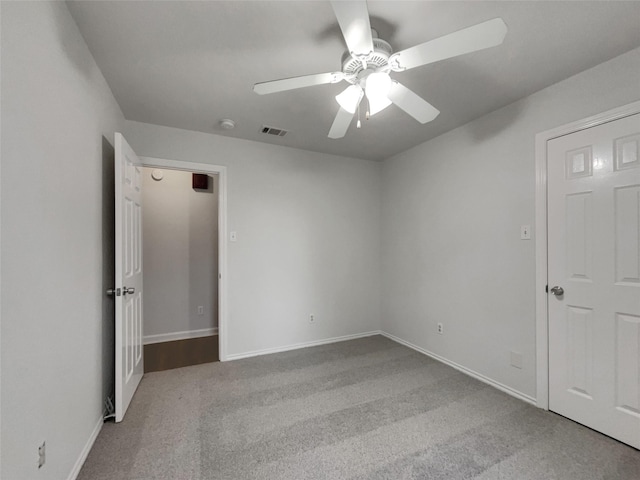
left=139, top=159, right=227, bottom=371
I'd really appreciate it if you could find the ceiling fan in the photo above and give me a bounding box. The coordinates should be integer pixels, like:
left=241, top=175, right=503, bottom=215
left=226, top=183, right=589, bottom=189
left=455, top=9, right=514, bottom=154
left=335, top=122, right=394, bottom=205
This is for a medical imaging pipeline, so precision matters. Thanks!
left=253, top=1, right=507, bottom=139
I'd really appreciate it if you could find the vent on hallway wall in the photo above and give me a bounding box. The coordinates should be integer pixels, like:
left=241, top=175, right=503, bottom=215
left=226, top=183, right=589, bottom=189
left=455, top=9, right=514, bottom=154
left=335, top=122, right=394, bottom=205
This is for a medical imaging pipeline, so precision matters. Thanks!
left=261, top=125, right=288, bottom=137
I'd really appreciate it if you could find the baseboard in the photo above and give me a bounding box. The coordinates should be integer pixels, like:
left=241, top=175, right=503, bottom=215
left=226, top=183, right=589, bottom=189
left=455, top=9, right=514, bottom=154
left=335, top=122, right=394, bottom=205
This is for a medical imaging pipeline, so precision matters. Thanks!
left=224, top=331, right=382, bottom=361
left=143, top=327, right=218, bottom=345
left=222, top=329, right=536, bottom=406
left=66, top=413, right=103, bottom=480
left=380, top=331, right=537, bottom=406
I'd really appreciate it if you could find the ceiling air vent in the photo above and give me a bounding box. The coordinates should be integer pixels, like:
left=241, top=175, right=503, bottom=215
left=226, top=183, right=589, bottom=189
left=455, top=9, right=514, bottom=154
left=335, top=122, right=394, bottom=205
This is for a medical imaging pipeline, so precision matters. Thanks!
left=261, top=125, right=288, bottom=137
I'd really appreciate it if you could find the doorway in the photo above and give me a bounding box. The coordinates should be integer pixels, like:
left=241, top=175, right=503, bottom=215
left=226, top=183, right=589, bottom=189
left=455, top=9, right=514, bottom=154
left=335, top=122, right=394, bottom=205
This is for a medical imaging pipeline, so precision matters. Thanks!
left=535, top=102, right=640, bottom=449
left=139, top=157, right=228, bottom=369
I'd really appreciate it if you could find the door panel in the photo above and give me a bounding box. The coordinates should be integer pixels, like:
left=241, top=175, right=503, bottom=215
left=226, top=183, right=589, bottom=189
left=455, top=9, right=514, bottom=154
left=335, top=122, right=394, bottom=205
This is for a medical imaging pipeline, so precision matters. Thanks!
left=115, top=132, right=144, bottom=422
left=615, top=185, right=640, bottom=284
left=565, top=192, right=593, bottom=281
left=616, top=313, right=640, bottom=416
left=566, top=305, right=593, bottom=399
left=548, top=113, right=640, bottom=449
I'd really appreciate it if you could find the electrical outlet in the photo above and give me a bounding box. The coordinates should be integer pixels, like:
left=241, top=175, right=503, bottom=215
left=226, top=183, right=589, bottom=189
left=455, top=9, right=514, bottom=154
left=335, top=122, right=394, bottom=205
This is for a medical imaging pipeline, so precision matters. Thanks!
left=309, top=314, right=315, bottom=323
left=197, top=306, right=204, bottom=315
left=437, top=323, right=443, bottom=335
left=38, top=441, right=45, bottom=469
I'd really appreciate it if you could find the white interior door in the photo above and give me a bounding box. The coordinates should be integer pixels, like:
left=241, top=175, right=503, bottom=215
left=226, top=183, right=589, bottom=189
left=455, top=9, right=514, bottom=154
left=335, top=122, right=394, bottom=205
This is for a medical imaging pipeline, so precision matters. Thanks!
left=548, top=113, right=640, bottom=448
left=114, top=132, right=144, bottom=422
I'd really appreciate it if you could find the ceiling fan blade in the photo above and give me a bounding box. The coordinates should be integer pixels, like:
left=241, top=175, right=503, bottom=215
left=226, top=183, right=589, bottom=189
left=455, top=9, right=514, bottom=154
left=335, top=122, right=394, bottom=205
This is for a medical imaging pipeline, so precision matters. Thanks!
left=328, top=107, right=356, bottom=139
left=253, top=72, right=344, bottom=95
left=387, top=81, right=439, bottom=124
left=331, top=0, right=374, bottom=57
left=389, top=18, right=507, bottom=72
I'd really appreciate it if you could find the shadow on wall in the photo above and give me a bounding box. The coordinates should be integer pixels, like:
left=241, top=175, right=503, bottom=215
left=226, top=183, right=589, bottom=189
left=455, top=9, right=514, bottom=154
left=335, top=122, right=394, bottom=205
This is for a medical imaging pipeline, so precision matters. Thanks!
left=417, top=58, right=526, bottom=144
left=101, top=136, right=115, bottom=407
left=464, top=99, right=525, bottom=143
left=315, top=14, right=399, bottom=49
left=51, top=1, right=98, bottom=80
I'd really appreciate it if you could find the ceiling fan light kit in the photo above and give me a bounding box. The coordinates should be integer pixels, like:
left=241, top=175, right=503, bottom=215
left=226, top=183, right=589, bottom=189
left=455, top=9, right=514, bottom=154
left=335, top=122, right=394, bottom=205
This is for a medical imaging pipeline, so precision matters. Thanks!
left=253, top=1, right=508, bottom=139
left=336, top=85, right=364, bottom=114
left=364, top=71, right=392, bottom=116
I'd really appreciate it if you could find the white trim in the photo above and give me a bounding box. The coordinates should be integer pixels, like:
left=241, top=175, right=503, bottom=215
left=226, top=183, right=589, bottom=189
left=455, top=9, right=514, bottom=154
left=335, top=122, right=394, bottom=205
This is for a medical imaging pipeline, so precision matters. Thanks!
left=534, top=131, right=549, bottom=410
left=534, top=100, right=640, bottom=410
left=66, top=415, right=103, bottom=480
left=380, top=332, right=537, bottom=406
left=225, top=331, right=382, bottom=361
left=140, top=156, right=229, bottom=361
left=143, top=327, right=218, bottom=345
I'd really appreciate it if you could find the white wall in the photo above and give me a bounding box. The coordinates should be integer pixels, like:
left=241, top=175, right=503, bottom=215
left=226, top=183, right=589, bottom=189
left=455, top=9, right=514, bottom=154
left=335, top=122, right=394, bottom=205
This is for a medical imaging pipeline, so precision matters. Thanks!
left=1, top=2, right=124, bottom=479
left=381, top=47, right=640, bottom=399
left=142, top=168, right=218, bottom=340
left=2, top=4, right=636, bottom=478
left=124, top=121, right=383, bottom=357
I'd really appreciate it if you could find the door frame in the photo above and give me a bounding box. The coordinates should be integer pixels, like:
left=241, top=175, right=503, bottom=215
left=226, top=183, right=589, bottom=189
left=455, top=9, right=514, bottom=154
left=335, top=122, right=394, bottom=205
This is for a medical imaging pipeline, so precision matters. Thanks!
left=140, top=156, right=229, bottom=362
left=534, top=100, right=640, bottom=410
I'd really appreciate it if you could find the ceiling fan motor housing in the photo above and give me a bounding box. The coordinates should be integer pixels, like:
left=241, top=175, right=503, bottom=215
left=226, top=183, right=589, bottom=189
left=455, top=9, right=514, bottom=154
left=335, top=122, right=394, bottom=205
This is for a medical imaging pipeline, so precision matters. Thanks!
left=342, top=37, right=393, bottom=83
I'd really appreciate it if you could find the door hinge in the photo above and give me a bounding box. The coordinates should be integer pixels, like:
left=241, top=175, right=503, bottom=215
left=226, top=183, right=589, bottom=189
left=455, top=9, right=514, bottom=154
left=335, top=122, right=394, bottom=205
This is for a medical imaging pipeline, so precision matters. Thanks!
left=545, top=285, right=548, bottom=293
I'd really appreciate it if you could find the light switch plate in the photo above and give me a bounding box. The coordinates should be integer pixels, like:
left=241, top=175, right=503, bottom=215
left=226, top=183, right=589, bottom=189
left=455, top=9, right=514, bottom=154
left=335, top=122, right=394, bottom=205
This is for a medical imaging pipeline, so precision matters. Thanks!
left=520, top=225, right=531, bottom=240
left=230, top=231, right=237, bottom=242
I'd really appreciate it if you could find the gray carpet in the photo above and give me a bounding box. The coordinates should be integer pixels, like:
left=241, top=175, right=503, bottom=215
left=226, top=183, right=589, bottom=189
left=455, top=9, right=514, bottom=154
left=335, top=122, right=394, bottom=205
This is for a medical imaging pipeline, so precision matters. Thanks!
left=78, top=336, right=639, bottom=479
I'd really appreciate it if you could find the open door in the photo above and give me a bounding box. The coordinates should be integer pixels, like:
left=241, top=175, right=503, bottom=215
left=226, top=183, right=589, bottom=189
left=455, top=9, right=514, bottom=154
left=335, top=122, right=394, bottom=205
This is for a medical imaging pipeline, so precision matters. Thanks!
left=114, top=133, right=144, bottom=422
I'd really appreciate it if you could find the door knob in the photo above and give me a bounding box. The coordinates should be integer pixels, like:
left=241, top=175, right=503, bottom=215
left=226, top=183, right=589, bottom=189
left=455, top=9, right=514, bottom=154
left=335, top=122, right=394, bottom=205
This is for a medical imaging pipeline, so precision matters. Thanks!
left=123, top=287, right=135, bottom=295
left=550, top=286, right=564, bottom=296
left=106, top=288, right=121, bottom=296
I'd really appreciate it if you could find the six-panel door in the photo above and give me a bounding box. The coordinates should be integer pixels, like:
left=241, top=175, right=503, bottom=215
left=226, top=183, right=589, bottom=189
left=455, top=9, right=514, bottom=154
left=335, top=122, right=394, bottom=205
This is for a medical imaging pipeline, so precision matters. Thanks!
left=115, top=132, right=144, bottom=423
left=548, top=114, right=640, bottom=448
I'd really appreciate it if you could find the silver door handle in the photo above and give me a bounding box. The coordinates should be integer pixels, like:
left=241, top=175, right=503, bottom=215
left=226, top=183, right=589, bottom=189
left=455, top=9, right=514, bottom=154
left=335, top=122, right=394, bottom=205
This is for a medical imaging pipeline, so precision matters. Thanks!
left=123, top=287, right=135, bottom=295
left=106, top=288, right=120, bottom=296
left=550, top=286, right=564, bottom=296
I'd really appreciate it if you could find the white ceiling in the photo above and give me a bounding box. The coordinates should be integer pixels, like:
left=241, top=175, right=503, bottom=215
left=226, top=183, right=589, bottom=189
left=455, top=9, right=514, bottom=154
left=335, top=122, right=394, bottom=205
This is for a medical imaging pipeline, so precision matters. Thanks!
left=67, top=1, right=640, bottom=161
